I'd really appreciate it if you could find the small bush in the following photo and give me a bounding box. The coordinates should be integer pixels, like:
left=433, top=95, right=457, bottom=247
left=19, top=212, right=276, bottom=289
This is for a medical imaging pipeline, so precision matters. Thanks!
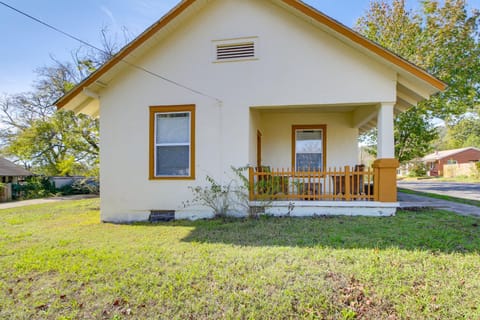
left=12, top=176, right=56, bottom=200
left=58, top=178, right=99, bottom=195
left=185, top=175, right=233, bottom=218
left=408, top=161, right=427, bottom=177
left=184, top=167, right=272, bottom=219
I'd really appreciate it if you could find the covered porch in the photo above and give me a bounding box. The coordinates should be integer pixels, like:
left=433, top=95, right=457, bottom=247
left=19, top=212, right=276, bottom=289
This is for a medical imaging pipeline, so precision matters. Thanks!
left=248, top=102, right=399, bottom=215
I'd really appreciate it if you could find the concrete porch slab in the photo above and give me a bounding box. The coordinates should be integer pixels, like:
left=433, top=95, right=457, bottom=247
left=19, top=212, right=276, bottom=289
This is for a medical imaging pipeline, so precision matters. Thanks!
left=250, top=200, right=398, bottom=217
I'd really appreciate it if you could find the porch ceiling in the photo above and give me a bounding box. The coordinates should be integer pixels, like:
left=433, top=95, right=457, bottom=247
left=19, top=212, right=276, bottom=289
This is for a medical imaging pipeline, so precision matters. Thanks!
left=253, top=88, right=420, bottom=135
left=254, top=103, right=369, bottom=113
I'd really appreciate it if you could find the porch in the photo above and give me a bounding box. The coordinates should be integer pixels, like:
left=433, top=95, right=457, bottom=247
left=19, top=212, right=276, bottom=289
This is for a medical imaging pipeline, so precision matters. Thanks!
left=248, top=104, right=399, bottom=214
left=248, top=165, right=376, bottom=201
left=247, top=164, right=399, bottom=217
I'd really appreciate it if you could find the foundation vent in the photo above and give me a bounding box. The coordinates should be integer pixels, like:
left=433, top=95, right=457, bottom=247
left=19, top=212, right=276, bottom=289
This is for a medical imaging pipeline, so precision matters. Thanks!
left=149, top=210, right=175, bottom=222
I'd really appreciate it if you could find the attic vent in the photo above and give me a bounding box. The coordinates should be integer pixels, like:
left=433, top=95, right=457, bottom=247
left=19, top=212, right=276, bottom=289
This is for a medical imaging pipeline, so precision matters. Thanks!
left=213, top=37, right=258, bottom=62
left=217, top=42, right=255, bottom=60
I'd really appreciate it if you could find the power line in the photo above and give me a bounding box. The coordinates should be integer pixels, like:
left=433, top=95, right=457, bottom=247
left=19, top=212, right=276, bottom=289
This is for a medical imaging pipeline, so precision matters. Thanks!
left=0, top=1, right=222, bottom=103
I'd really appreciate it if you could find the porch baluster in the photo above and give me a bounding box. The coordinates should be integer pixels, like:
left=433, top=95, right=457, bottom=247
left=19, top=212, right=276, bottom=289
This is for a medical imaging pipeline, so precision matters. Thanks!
left=344, top=166, right=351, bottom=201
left=249, top=167, right=254, bottom=201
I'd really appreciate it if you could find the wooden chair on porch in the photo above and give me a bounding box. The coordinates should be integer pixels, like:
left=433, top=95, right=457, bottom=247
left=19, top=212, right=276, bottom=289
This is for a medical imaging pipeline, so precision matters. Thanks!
left=332, top=164, right=365, bottom=199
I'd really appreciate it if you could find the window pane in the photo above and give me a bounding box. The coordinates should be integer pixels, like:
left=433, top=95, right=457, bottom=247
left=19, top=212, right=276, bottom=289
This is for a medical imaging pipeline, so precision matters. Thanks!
left=296, top=130, right=322, bottom=153
left=156, top=146, right=189, bottom=176
left=296, top=153, right=322, bottom=171
left=295, top=129, right=323, bottom=170
left=156, top=113, right=190, bottom=144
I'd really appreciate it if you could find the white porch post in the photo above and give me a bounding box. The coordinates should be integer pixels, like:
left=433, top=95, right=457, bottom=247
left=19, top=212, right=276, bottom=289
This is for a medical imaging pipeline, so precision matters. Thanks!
left=373, top=102, right=399, bottom=203
left=377, top=102, right=395, bottom=158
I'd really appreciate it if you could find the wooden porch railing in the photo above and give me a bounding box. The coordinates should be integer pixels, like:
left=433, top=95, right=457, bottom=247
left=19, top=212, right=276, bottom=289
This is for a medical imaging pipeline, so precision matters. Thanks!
left=248, top=166, right=376, bottom=201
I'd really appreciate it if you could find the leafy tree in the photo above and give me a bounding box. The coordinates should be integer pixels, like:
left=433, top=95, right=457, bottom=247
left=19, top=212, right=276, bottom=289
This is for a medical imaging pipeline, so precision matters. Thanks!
left=356, top=0, right=480, bottom=161
left=2, top=111, right=99, bottom=176
left=0, top=28, right=122, bottom=176
left=360, top=107, right=438, bottom=163
left=442, top=115, right=480, bottom=149
left=395, top=106, right=439, bottom=162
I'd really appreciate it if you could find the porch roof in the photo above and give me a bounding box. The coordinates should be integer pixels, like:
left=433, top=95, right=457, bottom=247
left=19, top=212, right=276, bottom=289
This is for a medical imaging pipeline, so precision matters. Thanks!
left=55, top=0, right=446, bottom=120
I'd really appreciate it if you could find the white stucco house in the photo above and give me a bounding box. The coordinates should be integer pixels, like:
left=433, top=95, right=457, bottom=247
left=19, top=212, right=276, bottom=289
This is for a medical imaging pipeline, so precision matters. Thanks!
left=56, top=0, right=445, bottom=222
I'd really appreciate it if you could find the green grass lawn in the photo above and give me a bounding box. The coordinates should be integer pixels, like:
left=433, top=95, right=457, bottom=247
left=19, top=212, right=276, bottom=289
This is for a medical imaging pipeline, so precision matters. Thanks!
left=437, top=176, right=480, bottom=183
left=1, top=199, right=479, bottom=319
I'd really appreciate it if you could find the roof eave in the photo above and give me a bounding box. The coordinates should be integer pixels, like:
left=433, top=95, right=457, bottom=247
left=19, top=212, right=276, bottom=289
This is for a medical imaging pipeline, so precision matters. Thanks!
left=56, top=0, right=197, bottom=109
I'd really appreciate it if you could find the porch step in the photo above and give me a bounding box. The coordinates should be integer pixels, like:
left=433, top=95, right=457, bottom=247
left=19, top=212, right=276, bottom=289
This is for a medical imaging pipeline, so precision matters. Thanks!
left=149, top=210, right=175, bottom=222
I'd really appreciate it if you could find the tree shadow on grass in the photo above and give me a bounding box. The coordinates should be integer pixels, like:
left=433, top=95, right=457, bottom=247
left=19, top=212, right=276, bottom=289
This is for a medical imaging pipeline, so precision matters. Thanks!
left=160, top=209, right=480, bottom=253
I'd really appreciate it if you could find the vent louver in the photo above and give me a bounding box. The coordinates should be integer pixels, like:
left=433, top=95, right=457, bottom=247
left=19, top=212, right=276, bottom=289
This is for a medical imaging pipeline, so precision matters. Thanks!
left=149, top=210, right=175, bottom=222
left=216, top=42, right=255, bottom=61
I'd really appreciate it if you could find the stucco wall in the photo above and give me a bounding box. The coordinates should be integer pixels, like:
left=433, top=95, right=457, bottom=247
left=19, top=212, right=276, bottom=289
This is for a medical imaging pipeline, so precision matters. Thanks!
left=259, top=110, right=358, bottom=169
left=98, top=0, right=397, bottom=221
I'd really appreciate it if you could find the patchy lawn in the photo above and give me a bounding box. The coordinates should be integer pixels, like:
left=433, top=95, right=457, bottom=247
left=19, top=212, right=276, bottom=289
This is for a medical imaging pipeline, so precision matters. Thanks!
left=0, top=199, right=479, bottom=319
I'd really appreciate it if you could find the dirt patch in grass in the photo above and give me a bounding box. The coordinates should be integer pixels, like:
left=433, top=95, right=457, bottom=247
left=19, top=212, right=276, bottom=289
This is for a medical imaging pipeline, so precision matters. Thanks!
left=324, top=272, right=398, bottom=319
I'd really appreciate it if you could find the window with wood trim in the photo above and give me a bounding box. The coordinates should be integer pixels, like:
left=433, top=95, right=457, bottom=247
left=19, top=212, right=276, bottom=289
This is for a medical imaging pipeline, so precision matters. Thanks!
left=149, top=105, right=195, bottom=180
left=292, top=125, right=327, bottom=171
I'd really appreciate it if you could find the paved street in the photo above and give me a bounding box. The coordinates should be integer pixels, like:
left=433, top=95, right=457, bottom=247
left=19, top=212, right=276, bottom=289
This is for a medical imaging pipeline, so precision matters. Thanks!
left=398, top=180, right=480, bottom=201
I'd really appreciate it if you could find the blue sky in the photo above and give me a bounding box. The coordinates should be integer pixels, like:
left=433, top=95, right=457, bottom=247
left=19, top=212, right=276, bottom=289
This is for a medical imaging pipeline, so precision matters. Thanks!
left=0, top=0, right=479, bottom=96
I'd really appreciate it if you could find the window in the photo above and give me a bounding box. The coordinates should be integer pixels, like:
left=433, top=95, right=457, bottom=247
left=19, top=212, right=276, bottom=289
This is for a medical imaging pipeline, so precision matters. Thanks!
left=149, top=105, right=195, bottom=179
left=292, top=125, right=326, bottom=171
left=212, top=37, right=258, bottom=62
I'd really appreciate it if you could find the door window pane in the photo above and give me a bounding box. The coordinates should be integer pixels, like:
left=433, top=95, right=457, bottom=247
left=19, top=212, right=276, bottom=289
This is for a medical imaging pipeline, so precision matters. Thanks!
left=295, top=129, right=323, bottom=171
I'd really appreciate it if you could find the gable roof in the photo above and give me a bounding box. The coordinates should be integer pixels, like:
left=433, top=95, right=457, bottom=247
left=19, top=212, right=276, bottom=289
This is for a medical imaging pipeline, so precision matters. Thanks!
left=56, top=0, right=446, bottom=115
left=423, top=147, right=480, bottom=161
left=0, top=158, right=32, bottom=177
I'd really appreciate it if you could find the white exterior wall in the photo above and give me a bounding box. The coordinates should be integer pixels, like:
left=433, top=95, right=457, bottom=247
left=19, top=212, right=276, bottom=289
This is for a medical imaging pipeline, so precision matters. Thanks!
left=258, top=111, right=358, bottom=169
left=98, top=0, right=397, bottom=222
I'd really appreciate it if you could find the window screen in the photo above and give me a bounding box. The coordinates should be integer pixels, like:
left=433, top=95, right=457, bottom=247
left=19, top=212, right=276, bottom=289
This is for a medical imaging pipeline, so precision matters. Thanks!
left=154, top=112, right=191, bottom=177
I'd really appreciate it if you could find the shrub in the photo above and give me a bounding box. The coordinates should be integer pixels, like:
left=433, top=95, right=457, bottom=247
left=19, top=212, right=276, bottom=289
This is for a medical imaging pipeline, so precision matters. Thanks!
left=184, top=167, right=271, bottom=219
left=12, top=176, right=56, bottom=200
left=408, top=161, right=427, bottom=177
left=58, top=178, right=99, bottom=195
left=185, top=175, right=233, bottom=218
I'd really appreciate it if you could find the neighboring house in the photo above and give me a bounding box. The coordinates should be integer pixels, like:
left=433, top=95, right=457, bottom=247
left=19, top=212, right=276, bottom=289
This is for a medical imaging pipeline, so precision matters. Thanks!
left=423, top=147, right=480, bottom=176
left=56, top=0, right=445, bottom=222
left=0, top=157, right=32, bottom=201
